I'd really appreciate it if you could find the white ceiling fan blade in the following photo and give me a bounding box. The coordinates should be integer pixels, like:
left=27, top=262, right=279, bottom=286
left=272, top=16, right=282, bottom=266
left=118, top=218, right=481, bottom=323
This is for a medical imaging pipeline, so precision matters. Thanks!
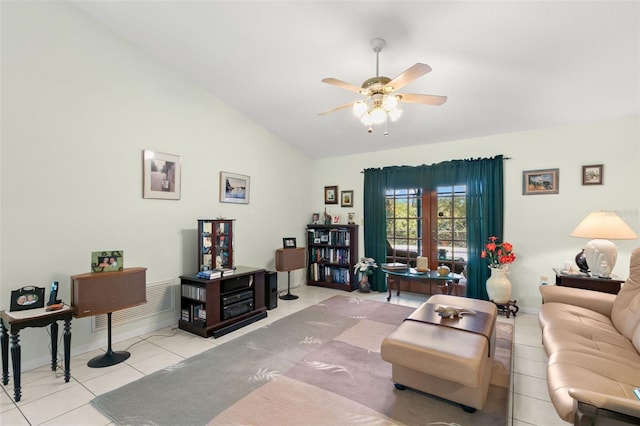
left=385, top=63, right=432, bottom=92
left=398, top=93, right=447, bottom=106
left=318, top=101, right=356, bottom=115
left=321, top=78, right=363, bottom=94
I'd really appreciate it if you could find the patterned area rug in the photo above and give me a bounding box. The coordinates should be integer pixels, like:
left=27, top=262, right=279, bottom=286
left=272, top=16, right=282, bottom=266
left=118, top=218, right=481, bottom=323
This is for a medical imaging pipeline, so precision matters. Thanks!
left=92, top=295, right=512, bottom=425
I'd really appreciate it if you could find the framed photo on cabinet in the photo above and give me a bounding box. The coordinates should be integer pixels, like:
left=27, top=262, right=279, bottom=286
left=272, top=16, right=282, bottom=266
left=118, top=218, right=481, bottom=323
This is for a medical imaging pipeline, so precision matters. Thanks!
left=142, top=150, right=181, bottom=200
left=522, top=168, right=559, bottom=195
left=582, top=164, right=603, bottom=185
left=220, top=171, right=250, bottom=204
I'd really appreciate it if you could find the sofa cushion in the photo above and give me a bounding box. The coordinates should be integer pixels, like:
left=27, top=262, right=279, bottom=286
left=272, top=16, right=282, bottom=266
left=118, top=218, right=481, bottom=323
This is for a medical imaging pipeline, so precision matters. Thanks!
left=611, top=247, right=640, bottom=340
left=539, top=302, right=617, bottom=334
left=547, top=350, right=640, bottom=423
left=542, top=324, right=640, bottom=365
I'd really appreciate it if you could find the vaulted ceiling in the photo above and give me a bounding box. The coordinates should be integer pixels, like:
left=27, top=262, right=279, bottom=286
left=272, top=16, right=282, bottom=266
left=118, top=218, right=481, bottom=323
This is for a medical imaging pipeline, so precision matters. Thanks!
left=72, top=1, right=640, bottom=159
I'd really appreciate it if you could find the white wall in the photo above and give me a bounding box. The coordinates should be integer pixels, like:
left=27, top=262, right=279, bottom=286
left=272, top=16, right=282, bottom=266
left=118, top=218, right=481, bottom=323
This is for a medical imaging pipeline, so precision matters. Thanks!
left=1, top=1, right=312, bottom=368
left=312, top=115, right=640, bottom=312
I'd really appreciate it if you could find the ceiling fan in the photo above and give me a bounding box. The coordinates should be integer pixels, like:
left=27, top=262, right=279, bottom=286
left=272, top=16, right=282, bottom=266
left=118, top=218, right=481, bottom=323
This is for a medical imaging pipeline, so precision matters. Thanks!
left=320, top=38, right=447, bottom=133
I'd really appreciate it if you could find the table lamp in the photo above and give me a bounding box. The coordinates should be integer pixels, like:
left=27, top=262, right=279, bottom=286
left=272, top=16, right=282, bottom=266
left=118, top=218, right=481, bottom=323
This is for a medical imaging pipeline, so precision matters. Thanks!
left=570, top=211, right=637, bottom=277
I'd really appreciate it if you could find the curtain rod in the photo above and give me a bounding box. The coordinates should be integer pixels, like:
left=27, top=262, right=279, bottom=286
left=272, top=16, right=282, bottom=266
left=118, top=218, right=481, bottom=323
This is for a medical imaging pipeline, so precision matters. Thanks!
left=360, top=156, right=512, bottom=173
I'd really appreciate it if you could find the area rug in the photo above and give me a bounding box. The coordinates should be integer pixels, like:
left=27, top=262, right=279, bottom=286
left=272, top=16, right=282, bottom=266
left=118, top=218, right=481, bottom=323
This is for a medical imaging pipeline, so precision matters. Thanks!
left=92, top=295, right=513, bottom=425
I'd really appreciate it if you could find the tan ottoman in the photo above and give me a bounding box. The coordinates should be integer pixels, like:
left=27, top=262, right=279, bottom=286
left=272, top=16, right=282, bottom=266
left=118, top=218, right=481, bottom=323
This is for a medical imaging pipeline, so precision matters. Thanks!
left=381, top=294, right=497, bottom=412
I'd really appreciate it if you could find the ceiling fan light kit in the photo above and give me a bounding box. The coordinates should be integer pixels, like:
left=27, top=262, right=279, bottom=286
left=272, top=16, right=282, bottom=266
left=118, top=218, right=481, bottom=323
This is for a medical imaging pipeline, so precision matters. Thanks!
left=320, top=38, right=447, bottom=134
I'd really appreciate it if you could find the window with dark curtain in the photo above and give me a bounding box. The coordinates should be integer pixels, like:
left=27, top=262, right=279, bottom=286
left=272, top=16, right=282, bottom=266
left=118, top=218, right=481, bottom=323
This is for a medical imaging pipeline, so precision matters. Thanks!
left=363, top=156, right=504, bottom=300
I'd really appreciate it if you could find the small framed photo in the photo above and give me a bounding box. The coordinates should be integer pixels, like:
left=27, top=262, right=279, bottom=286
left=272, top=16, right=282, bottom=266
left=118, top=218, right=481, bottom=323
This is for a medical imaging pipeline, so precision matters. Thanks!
left=324, top=186, right=338, bottom=204
left=341, top=190, right=354, bottom=207
left=332, top=214, right=341, bottom=224
left=143, top=150, right=181, bottom=200
left=314, top=237, right=321, bottom=244
left=582, top=164, right=603, bottom=185
left=220, top=171, right=250, bottom=204
left=523, top=168, right=559, bottom=195
left=283, top=237, right=297, bottom=249
left=91, top=250, right=124, bottom=272
left=311, top=213, right=320, bottom=224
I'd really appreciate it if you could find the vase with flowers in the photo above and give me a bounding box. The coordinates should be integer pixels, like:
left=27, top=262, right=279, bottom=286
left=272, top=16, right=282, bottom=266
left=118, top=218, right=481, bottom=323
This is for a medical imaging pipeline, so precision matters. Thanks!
left=354, top=257, right=378, bottom=293
left=481, top=236, right=516, bottom=303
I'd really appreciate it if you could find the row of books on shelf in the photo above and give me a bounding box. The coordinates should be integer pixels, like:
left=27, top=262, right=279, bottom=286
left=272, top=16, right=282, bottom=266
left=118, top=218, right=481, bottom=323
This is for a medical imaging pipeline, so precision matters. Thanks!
left=181, top=303, right=206, bottom=326
left=182, top=284, right=206, bottom=301
left=308, top=229, right=351, bottom=246
left=308, top=247, right=350, bottom=264
left=308, top=263, right=351, bottom=284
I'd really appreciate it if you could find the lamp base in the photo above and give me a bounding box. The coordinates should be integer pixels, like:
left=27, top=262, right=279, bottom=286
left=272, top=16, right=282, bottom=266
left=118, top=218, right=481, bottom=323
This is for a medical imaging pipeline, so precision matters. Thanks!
left=584, top=239, right=617, bottom=278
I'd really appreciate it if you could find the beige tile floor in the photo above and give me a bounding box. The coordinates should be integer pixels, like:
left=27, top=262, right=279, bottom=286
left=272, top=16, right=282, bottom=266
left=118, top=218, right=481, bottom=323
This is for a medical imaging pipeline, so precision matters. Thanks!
left=1, top=285, right=568, bottom=425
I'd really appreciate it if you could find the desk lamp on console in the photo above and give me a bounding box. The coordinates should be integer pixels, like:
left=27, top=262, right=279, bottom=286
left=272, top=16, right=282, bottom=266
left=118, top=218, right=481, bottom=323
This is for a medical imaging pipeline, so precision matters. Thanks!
left=71, top=267, right=146, bottom=368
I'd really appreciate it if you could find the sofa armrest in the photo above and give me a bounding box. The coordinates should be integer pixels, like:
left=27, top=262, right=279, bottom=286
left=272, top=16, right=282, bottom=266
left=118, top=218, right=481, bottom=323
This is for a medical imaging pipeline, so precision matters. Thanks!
left=539, top=285, right=615, bottom=317
left=570, top=388, right=640, bottom=425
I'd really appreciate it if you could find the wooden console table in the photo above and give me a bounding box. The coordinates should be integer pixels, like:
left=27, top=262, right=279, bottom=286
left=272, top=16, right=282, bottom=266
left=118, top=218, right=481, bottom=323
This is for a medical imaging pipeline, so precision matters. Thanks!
left=553, top=268, right=623, bottom=294
left=1, top=305, right=73, bottom=401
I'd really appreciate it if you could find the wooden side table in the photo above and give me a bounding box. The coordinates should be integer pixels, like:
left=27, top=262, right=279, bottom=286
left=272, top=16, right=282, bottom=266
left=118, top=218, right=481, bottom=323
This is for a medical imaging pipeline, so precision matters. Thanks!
left=553, top=268, right=624, bottom=294
left=0, top=306, right=73, bottom=401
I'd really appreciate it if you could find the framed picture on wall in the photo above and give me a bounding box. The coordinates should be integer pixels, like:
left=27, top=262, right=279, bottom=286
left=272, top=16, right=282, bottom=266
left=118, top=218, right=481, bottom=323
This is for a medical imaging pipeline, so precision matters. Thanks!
left=341, top=190, right=354, bottom=207
left=142, top=150, right=182, bottom=200
left=582, top=164, right=603, bottom=185
left=324, top=186, right=338, bottom=204
left=522, top=168, right=559, bottom=195
left=220, top=171, right=250, bottom=204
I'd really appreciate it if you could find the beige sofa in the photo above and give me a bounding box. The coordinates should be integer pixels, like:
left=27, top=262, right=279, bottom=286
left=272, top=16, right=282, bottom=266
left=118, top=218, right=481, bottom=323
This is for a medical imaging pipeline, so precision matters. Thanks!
left=538, top=247, right=640, bottom=425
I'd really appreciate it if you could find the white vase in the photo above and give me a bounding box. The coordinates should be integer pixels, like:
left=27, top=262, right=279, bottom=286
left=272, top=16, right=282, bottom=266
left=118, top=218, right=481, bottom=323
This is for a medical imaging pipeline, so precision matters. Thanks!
left=486, top=267, right=511, bottom=304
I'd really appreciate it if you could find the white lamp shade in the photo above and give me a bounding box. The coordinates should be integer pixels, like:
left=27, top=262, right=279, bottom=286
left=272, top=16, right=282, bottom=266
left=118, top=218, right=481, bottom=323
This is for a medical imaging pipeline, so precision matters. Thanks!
left=570, top=211, right=637, bottom=277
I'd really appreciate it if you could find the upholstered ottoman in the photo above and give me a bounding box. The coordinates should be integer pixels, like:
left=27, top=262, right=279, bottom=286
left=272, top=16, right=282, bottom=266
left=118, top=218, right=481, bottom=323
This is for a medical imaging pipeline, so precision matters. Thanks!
left=381, top=294, right=497, bottom=412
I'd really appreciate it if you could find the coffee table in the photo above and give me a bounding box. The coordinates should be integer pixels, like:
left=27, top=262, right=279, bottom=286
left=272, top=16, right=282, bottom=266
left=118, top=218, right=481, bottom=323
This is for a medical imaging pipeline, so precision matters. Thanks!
left=382, top=267, right=464, bottom=301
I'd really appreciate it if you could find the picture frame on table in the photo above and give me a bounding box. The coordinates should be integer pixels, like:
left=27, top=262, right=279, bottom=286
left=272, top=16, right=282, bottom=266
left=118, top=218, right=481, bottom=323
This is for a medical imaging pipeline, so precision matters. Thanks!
left=522, top=168, right=559, bottom=195
left=220, top=171, right=250, bottom=204
left=91, top=250, right=124, bottom=273
left=324, top=186, right=338, bottom=204
left=283, top=237, right=297, bottom=249
left=582, top=164, right=603, bottom=185
left=142, top=150, right=181, bottom=200
left=341, top=190, right=354, bottom=207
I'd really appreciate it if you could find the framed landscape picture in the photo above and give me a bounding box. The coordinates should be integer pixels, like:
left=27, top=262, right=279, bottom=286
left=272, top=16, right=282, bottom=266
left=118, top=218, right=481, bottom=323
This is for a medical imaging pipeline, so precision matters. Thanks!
left=324, top=186, right=338, bottom=204
left=220, top=171, right=250, bottom=204
left=582, top=164, right=603, bottom=185
left=142, top=150, right=181, bottom=200
left=522, top=168, right=559, bottom=195
left=341, top=190, right=354, bottom=207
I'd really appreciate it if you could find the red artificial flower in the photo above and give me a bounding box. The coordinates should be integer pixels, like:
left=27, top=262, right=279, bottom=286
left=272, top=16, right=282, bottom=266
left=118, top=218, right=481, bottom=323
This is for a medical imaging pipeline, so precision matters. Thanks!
left=483, top=236, right=516, bottom=268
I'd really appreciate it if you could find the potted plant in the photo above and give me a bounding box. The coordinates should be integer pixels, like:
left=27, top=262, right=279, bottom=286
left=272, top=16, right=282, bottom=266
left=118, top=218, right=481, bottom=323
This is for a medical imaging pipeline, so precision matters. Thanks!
left=354, top=257, right=378, bottom=293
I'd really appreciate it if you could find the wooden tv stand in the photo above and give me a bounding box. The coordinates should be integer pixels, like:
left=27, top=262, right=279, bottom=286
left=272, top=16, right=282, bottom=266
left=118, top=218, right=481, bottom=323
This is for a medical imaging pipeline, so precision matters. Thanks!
left=179, top=266, right=266, bottom=338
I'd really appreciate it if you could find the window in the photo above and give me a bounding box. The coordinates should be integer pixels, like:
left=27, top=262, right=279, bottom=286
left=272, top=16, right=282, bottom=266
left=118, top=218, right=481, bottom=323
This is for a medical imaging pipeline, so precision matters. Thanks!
left=386, top=186, right=467, bottom=273
left=385, top=189, right=422, bottom=265
left=434, top=186, right=467, bottom=274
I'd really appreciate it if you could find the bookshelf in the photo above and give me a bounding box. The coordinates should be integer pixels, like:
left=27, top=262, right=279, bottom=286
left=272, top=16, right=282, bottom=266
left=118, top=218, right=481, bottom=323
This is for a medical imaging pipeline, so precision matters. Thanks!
left=306, top=224, right=358, bottom=291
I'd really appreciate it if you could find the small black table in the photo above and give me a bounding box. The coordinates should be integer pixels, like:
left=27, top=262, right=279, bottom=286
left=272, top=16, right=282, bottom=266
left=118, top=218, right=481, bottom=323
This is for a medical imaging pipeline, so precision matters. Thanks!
left=0, top=305, right=73, bottom=402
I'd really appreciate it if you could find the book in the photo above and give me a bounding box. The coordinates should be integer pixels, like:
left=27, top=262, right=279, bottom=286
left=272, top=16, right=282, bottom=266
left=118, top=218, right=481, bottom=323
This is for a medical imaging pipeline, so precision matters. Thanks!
left=197, top=270, right=221, bottom=279
left=381, top=262, right=408, bottom=271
